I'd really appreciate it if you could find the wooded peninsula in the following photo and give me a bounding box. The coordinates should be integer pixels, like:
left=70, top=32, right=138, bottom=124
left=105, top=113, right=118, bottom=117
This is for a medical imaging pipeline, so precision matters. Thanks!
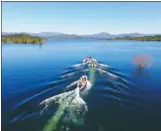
left=2, top=34, right=45, bottom=44
left=116, top=35, right=161, bottom=41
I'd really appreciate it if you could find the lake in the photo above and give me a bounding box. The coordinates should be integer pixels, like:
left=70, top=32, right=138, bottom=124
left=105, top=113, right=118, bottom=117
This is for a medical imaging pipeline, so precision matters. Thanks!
left=2, top=39, right=161, bottom=131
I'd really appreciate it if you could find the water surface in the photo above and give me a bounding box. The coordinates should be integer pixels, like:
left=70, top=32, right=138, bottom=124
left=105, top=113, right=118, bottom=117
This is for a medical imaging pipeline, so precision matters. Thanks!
left=2, top=39, right=161, bottom=131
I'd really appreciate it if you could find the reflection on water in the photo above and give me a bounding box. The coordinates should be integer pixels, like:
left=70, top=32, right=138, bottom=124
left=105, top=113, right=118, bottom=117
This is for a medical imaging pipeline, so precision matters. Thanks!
left=2, top=40, right=161, bottom=131
left=132, top=66, right=151, bottom=77
left=132, top=55, right=152, bottom=77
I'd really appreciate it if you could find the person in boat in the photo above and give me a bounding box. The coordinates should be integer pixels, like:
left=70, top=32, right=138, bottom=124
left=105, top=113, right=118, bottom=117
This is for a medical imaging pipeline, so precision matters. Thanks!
left=82, top=56, right=97, bottom=64
left=89, top=56, right=97, bottom=63
left=88, top=60, right=99, bottom=68
left=77, top=75, right=92, bottom=91
left=72, top=56, right=107, bottom=69
left=66, top=75, right=92, bottom=94
left=63, top=58, right=111, bottom=80
left=82, top=56, right=90, bottom=63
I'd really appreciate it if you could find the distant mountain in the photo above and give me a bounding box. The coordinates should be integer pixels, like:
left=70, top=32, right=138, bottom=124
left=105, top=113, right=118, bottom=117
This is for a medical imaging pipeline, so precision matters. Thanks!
left=89, top=32, right=159, bottom=39
left=83, top=32, right=114, bottom=39
left=115, top=33, right=144, bottom=38
left=2, top=32, right=160, bottom=39
left=2, top=32, right=15, bottom=35
left=115, top=33, right=161, bottom=38
left=81, top=32, right=156, bottom=39
left=28, top=32, right=67, bottom=37
left=2, top=32, right=67, bottom=37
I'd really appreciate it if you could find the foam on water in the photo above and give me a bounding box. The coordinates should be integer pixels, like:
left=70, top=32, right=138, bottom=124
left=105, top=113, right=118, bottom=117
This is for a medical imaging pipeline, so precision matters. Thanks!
left=40, top=87, right=88, bottom=131
left=39, top=62, right=115, bottom=131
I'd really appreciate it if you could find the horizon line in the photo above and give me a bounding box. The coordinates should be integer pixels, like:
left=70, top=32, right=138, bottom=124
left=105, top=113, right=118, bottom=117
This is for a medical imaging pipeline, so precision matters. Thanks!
left=2, top=31, right=161, bottom=35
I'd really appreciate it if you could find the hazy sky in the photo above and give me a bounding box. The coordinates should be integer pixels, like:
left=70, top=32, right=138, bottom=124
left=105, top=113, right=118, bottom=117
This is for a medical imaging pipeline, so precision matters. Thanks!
left=2, top=2, right=161, bottom=34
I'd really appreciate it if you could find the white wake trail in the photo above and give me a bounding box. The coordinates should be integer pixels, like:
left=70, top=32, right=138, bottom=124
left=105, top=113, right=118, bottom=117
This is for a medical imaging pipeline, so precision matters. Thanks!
left=40, top=87, right=88, bottom=131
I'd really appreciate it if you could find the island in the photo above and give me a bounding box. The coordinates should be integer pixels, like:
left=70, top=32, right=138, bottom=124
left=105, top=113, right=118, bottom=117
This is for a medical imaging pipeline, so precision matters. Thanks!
left=116, top=35, right=161, bottom=41
left=2, top=34, right=45, bottom=44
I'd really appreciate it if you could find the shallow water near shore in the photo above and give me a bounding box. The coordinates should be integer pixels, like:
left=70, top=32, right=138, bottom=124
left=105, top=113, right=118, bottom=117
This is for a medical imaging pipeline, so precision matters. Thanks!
left=2, top=39, right=161, bottom=131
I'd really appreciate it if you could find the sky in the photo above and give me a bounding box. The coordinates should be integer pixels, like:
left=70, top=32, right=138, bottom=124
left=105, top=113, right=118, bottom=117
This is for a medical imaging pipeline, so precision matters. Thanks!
left=2, top=2, right=161, bottom=34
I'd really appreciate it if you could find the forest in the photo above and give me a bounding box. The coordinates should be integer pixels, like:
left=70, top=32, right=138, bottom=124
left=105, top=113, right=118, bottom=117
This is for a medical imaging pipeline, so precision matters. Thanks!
left=2, top=34, right=45, bottom=44
left=116, top=35, right=161, bottom=41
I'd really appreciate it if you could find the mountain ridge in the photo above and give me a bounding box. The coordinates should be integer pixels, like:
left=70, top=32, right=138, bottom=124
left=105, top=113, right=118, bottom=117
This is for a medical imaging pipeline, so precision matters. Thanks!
left=2, top=32, right=160, bottom=39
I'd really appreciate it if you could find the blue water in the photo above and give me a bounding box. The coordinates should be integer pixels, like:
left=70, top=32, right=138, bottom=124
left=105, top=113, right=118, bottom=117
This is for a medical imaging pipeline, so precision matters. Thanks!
left=2, top=39, right=161, bottom=131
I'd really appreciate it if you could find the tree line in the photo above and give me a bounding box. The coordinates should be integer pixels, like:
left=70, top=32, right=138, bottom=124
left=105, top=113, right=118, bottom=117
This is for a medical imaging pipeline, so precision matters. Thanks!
left=2, top=34, right=45, bottom=44
left=116, top=35, right=161, bottom=41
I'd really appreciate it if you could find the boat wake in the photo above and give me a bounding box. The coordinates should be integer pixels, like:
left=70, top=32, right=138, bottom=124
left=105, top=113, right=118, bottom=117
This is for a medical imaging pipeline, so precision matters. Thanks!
left=40, top=87, right=88, bottom=131
left=6, top=58, right=133, bottom=131
left=39, top=59, right=128, bottom=131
